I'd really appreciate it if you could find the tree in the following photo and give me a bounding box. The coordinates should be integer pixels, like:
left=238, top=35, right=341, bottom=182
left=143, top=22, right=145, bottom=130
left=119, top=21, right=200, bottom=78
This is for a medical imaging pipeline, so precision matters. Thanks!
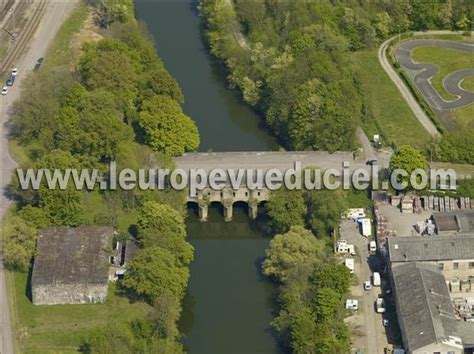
left=92, top=0, right=131, bottom=29
left=313, top=288, right=342, bottom=321
left=122, top=247, right=189, bottom=304
left=306, top=189, right=348, bottom=237
left=36, top=150, right=85, bottom=226
left=136, top=201, right=193, bottom=266
left=290, top=307, right=319, bottom=354
left=390, top=145, right=428, bottom=190
left=3, top=216, right=39, bottom=271
left=262, top=226, right=325, bottom=283
left=80, top=40, right=138, bottom=108
left=266, top=189, right=307, bottom=234
left=138, top=95, right=200, bottom=156
left=312, top=263, right=351, bottom=298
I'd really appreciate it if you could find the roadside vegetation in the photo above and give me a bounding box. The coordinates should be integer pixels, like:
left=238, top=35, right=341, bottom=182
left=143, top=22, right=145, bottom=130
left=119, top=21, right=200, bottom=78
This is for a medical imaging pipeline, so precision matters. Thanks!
left=200, top=0, right=472, bottom=151
left=4, top=1, right=198, bottom=352
left=353, top=49, right=431, bottom=147
left=262, top=187, right=370, bottom=352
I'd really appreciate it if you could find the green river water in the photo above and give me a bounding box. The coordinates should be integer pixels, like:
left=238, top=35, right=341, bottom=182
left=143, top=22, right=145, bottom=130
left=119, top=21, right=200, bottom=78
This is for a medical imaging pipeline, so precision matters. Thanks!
left=135, top=1, right=283, bottom=353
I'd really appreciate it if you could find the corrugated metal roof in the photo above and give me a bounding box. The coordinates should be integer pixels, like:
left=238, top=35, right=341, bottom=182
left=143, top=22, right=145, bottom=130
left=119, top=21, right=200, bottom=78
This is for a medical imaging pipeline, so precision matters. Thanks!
left=388, top=234, right=474, bottom=263
left=392, top=263, right=460, bottom=351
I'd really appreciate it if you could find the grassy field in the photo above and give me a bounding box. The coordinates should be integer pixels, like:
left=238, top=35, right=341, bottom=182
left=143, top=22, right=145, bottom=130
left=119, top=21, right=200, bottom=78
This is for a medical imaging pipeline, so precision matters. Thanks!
left=42, top=3, right=90, bottom=71
left=7, top=272, right=152, bottom=353
left=462, top=75, right=474, bottom=93
left=411, top=46, right=473, bottom=101
left=353, top=49, right=431, bottom=148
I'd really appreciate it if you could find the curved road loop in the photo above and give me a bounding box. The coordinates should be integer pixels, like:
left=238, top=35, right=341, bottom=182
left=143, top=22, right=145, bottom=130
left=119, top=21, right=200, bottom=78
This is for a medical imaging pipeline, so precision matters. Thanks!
left=378, top=36, right=441, bottom=137
left=0, top=1, right=79, bottom=352
left=395, top=39, right=474, bottom=110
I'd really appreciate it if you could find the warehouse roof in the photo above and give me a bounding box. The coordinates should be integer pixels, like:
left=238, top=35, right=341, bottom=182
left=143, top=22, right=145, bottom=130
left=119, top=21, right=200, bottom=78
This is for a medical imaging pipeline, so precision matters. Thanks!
left=388, top=234, right=474, bottom=263
left=433, top=211, right=474, bottom=234
left=392, top=263, right=461, bottom=351
left=32, top=226, right=113, bottom=287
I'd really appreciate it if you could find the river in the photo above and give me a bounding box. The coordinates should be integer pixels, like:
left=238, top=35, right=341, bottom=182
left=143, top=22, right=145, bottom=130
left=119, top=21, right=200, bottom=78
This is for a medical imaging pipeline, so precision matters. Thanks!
left=134, top=1, right=282, bottom=353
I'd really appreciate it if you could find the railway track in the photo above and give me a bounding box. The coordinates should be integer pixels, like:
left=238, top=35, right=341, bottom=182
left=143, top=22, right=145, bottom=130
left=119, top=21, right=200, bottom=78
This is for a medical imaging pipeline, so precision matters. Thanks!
left=0, top=0, right=48, bottom=76
left=1, top=0, right=28, bottom=29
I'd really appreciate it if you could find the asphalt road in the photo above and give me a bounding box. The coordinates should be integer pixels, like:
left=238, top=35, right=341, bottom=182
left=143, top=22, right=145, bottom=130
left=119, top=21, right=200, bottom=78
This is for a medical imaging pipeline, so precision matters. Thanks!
left=0, top=1, right=78, bottom=352
left=175, top=150, right=391, bottom=176
left=341, top=220, right=387, bottom=354
left=395, top=39, right=474, bottom=110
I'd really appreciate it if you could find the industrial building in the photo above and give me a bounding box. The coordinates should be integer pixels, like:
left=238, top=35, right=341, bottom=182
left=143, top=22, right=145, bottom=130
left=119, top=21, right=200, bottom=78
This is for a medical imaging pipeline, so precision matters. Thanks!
left=433, top=211, right=474, bottom=236
left=392, top=263, right=469, bottom=354
left=31, top=226, right=114, bottom=305
left=387, top=235, right=474, bottom=281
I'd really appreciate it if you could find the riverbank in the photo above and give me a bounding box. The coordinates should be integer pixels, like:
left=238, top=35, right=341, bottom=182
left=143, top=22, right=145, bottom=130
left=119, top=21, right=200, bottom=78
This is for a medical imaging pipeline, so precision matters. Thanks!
left=135, top=1, right=283, bottom=352
left=4, top=1, right=194, bottom=352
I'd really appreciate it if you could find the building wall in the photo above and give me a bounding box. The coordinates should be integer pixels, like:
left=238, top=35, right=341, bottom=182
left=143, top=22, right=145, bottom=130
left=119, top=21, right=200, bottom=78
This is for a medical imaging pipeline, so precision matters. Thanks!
left=412, top=341, right=463, bottom=354
left=392, top=260, right=474, bottom=281
left=32, top=283, right=108, bottom=305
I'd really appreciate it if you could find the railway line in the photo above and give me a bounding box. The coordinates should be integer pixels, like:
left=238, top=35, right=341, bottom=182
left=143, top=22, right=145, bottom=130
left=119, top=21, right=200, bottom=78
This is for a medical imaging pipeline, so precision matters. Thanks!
left=0, top=0, right=48, bottom=76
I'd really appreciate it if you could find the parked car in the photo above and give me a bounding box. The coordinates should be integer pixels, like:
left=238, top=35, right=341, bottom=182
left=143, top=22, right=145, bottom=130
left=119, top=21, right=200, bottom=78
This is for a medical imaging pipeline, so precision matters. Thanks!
left=372, top=272, right=381, bottom=287
left=33, top=57, right=44, bottom=72
left=11, top=68, right=18, bottom=76
left=1, top=86, right=8, bottom=95
left=383, top=319, right=389, bottom=326
left=364, top=281, right=372, bottom=291
left=376, top=298, right=386, bottom=313
left=6, top=74, right=15, bottom=86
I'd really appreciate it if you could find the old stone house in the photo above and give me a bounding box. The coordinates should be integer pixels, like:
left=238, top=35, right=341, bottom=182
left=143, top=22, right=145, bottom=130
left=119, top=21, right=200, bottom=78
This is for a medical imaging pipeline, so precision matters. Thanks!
left=31, top=226, right=114, bottom=305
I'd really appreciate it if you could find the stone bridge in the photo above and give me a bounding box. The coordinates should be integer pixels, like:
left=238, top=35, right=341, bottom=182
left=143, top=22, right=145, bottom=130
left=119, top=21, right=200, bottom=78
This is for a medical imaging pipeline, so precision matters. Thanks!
left=174, top=151, right=379, bottom=221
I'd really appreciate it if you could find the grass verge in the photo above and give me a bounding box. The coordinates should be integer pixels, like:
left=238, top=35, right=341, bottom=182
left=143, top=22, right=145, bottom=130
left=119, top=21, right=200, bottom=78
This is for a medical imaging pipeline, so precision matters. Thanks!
left=42, top=3, right=90, bottom=71
left=7, top=271, right=152, bottom=353
left=461, top=75, right=474, bottom=93
left=353, top=49, right=431, bottom=148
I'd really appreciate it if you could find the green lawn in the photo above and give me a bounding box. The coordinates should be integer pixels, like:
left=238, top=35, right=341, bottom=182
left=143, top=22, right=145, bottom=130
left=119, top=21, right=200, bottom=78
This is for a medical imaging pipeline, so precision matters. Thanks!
left=453, top=104, right=474, bottom=128
left=42, top=3, right=90, bottom=71
left=353, top=49, right=431, bottom=147
left=7, top=272, right=152, bottom=353
left=411, top=46, right=473, bottom=102
left=462, top=75, right=474, bottom=93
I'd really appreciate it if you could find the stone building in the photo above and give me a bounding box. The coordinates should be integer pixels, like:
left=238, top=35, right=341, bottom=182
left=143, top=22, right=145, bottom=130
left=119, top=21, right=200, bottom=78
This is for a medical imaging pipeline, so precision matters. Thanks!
left=31, top=226, right=114, bottom=305
left=392, top=263, right=465, bottom=354
left=387, top=234, right=474, bottom=281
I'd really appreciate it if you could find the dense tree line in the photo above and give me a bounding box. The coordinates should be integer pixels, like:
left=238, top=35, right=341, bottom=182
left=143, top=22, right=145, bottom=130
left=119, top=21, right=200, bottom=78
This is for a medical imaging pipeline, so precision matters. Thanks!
left=262, top=226, right=352, bottom=353
left=200, top=0, right=472, bottom=152
left=6, top=3, right=197, bottom=352
left=266, top=188, right=348, bottom=237
left=263, top=188, right=355, bottom=352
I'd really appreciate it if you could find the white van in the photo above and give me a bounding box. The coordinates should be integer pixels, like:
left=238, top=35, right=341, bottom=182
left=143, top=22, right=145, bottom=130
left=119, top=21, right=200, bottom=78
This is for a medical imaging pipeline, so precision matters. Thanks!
left=372, top=272, right=381, bottom=287
left=344, top=258, right=355, bottom=274
left=369, top=240, right=377, bottom=253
